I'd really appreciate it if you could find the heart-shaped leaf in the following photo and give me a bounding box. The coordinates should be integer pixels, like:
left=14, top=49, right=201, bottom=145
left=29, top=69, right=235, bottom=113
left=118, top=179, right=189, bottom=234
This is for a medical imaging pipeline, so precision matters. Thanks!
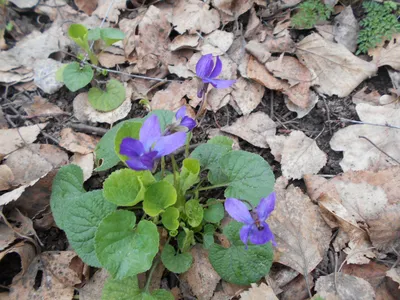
left=209, top=221, right=274, bottom=285
left=68, top=24, right=89, bottom=50
left=203, top=199, right=224, bottom=223
left=161, top=244, right=193, bottom=274
left=143, top=181, right=177, bottom=217
left=63, top=62, right=93, bottom=92
left=88, top=79, right=126, bottom=112
left=161, top=207, right=180, bottom=231
left=95, top=210, right=159, bottom=279
left=100, top=28, right=125, bottom=46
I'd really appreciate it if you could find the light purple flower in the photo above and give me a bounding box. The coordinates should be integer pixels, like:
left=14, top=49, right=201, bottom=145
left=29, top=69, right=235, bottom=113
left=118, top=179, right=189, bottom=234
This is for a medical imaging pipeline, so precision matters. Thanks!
left=120, top=115, right=186, bottom=171
left=174, top=106, right=196, bottom=131
left=224, top=193, right=276, bottom=248
left=196, top=54, right=236, bottom=98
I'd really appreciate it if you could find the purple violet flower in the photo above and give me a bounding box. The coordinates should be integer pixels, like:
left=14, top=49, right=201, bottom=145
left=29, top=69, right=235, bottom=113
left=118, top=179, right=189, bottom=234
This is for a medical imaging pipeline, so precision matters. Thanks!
left=224, top=193, right=276, bottom=248
left=175, top=106, right=196, bottom=131
left=196, top=54, right=236, bottom=98
left=120, top=115, right=186, bottom=171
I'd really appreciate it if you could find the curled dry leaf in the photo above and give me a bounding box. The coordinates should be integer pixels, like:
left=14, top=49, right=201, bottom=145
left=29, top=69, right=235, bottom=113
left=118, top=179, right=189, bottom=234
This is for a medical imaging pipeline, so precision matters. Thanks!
left=315, top=273, right=375, bottom=300
left=71, top=153, right=94, bottom=182
left=151, top=80, right=193, bottom=111
left=7, top=208, right=38, bottom=239
left=73, top=90, right=132, bottom=125
left=22, top=96, right=66, bottom=119
left=0, top=223, right=16, bottom=251
left=60, top=128, right=99, bottom=155
left=230, top=77, right=264, bottom=115
left=93, top=0, right=126, bottom=23
left=206, top=86, right=232, bottom=112
left=170, top=34, right=200, bottom=51
left=296, top=33, right=377, bottom=97
left=221, top=112, right=276, bottom=148
left=0, top=165, right=14, bottom=191
left=79, top=269, right=109, bottom=300
left=284, top=91, right=319, bottom=119
left=245, top=40, right=271, bottom=64
left=330, top=103, right=400, bottom=171
left=74, top=0, right=98, bottom=15
left=240, top=283, right=278, bottom=300
left=316, top=24, right=334, bottom=42
left=386, top=268, right=400, bottom=288
left=180, top=245, right=221, bottom=300
left=333, top=6, right=359, bottom=53
left=304, top=166, right=400, bottom=254
left=264, top=29, right=296, bottom=53
left=0, top=242, right=36, bottom=282
left=200, top=30, right=234, bottom=56
left=269, top=177, right=332, bottom=275
left=172, top=0, right=220, bottom=34
left=34, top=58, right=64, bottom=94
left=352, top=87, right=381, bottom=106
left=371, top=35, right=400, bottom=71
left=0, top=123, right=47, bottom=159
left=212, top=0, right=254, bottom=20
left=98, top=48, right=126, bottom=68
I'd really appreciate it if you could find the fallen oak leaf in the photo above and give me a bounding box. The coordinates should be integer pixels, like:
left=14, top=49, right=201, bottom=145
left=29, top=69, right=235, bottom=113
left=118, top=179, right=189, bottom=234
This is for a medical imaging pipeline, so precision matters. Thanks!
left=230, top=77, right=264, bottom=115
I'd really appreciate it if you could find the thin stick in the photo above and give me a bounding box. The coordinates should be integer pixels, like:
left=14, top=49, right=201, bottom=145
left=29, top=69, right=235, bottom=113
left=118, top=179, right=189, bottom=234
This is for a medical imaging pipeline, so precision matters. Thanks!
left=359, top=135, right=400, bottom=164
left=322, top=97, right=332, bottom=135
left=340, top=118, right=400, bottom=130
left=270, top=90, right=274, bottom=120
left=69, top=123, right=108, bottom=136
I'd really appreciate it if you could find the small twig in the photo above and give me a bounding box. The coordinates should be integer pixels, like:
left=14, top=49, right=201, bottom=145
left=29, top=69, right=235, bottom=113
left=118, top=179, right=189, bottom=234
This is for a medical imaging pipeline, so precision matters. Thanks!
left=340, top=118, right=400, bottom=130
left=322, top=97, right=332, bottom=135
left=270, top=90, right=274, bottom=120
left=359, top=135, right=400, bottom=165
left=69, top=123, right=108, bottom=136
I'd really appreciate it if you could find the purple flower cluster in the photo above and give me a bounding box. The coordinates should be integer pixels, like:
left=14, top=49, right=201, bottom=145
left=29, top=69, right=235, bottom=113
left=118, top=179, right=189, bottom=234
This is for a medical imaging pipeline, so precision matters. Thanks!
left=225, top=193, right=276, bottom=248
left=120, top=108, right=195, bottom=171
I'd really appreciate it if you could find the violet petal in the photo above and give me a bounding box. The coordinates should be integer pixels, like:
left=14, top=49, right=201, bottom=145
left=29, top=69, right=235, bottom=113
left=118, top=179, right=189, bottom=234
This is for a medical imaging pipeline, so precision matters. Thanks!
left=249, top=222, right=274, bottom=245
left=224, top=198, right=253, bottom=225
left=209, top=56, right=222, bottom=78
left=140, top=151, right=158, bottom=170
left=126, top=156, right=151, bottom=171
left=119, top=138, right=144, bottom=158
left=140, top=115, right=161, bottom=151
left=256, top=192, right=276, bottom=221
left=180, top=116, right=196, bottom=131
left=175, top=106, right=186, bottom=120
left=205, top=78, right=236, bottom=89
left=196, top=54, right=214, bottom=78
left=152, top=131, right=187, bottom=158
left=240, top=224, right=252, bottom=248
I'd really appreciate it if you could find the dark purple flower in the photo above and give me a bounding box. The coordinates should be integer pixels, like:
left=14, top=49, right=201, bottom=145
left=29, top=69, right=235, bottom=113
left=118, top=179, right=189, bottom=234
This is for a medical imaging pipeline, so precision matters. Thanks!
left=120, top=115, right=186, bottom=171
left=174, top=106, right=196, bottom=131
left=196, top=54, right=236, bottom=98
left=224, top=193, right=276, bottom=248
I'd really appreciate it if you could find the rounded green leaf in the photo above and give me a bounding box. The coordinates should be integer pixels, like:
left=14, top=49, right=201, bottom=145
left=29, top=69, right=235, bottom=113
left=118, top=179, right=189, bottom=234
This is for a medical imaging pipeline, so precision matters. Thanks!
left=95, top=210, right=159, bottom=279
left=209, top=221, right=273, bottom=285
left=180, top=158, right=200, bottom=193
left=68, top=24, right=88, bottom=49
left=114, top=121, right=142, bottom=163
left=185, top=199, right=203, bottom=228
left=203, top=224, right=215, bottom=249
left=203, top=199, right=224, bottom=223
left=63, top=62, right=93, bottom=92
left=177, top=227, right=195, bottom=253
left=208, top=136, right=234, bottom=148
left=88, top=28, right=101, bottom=41
left=161, top=244, right=193, bottom=274
left=64, top=190, right=117, bottom=267
left=100, top=28, right=125, bottom=46
left=220, top=150, right=275, bottom=207
left=144, top=181, right=177, bottom=217
left=88, top=79, right=126, bottom=112
left=161, top=207, right=180, bottom=231
left=103, top=169, right=145, bottom=206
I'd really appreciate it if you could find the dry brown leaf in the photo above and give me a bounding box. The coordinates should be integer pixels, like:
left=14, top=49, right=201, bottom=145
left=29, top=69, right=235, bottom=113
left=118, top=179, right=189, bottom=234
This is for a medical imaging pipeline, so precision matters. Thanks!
left=0, top=123, right=47, bottom=159
left=304, top=166, right=400, bottom=254
left=371, top=35, right=400, bottom=71
left=172, top=0, right=220, bottom=34
left=93, top=0, right=126, bottom=23
left=352, top=87, right=381, bottom=106
left=264, top=29, right=296, bottom=53
left=386, top=268, right=400, bottom=288
left=267, top=265, right=299, bottom=294
left=0, top=223, right=16, bottom=251
left=247, top=56, right=288, bottom=91
left=284, top=91, right=319, bottom=119
left=60, top=128, right=99, bottom=155
left=0, top=165, right=14, bottom=191
left=221, top=112, right=276, bottom=148
left=200, top=30, right=234, bottom=56
left=230, top=77, right=264, bottom=115
left=8, top=0, right=37, bottom=8
left=71, top=153, right=94, bottom=182
left=0, top=242, right=36, bottom=282
left=22, top=96, right=66, bottom=119
left=245, top=40, right=271, bottom=64
left=212, top=0, right=254, bottom=18
left=74, top=0, right=98, bottom=15
left=33, top=58, right=64, bottom=94
left=151, top=80, right=193, bottom=111
left=240, top=283, right=278, bottom=300
left=280, top=274, right=314, bottom=300
left=316, top=24, right=334, bottom=41
left=79, top=269, right=109, bottom=300
left=269, top=177, right=332, bottom=275
left=7, top=209, right=38, bottom=239
left=265, top=135, right=286, bottom=163
left=315, top=273, right=376, bottom=300
left=98, top=52, right=126, bottom=68
left=73, top=88, right=132, bottom=125
left=170, top=34, right=200, bottom=51
left=333, top=6, right=359, bottom=53
left=342, top=262, right=400, bottom=299
left=296, top=33, right=377, bottom=97
left=330, top=103, right=400, bottom=171
left=5, top=144, right=68, bottom=187
left=180, top=245, right=220, bottom=300
left=206, top=86, right=232, bottom=112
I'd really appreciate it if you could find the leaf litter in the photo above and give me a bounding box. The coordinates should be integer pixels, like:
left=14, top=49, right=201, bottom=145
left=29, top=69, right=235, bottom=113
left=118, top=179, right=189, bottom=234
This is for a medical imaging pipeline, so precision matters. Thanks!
left=0, top=1, right=400, bottom=299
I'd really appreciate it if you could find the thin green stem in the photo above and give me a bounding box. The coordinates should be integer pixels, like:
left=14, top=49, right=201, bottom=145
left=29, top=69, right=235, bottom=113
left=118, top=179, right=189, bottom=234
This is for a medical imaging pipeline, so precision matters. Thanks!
left=144, top=257, right=160, bottom=292
left=196, top=183, right=228, bottom=192
left=185, top=132, right=192, bottom=158
left=170, top=155, right=179, bottom=189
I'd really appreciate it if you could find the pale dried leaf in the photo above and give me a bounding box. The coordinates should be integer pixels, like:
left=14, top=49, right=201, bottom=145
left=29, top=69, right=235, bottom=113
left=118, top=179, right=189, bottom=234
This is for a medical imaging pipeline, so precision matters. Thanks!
left=352, top=87, right=381, bottom=105
left=315, top=273, right=375, bottom=300
left=168, top=64, right=196, bottom=78
left=8, top=0, right=37, bottom=8
left=98, top=52, right=126, bottom=68
left=22, top=96, right=66, bottom=119
left=0, top=123, right=47, bottom=159
left=180, top=245, right=220, bottom=300
left=296, top=33, right=377, bottom=97
left=265, top=135, right=286, bottom=162
left=330, top=103, right=400, bottom=171
left=7, top=209, right=38, bottom=238
left=0, top=181, right=39, bottom=207
left=221, top=112, right=276, bottom=148
left=73, top=90, right=132, bottom=124
left=333, top=6, right=359, bottom=52
left=0, top=165, right=14, bottom=191
left=230, top=77, right=264, bottom=115
left=170, top=35, right=200, bottom=51
left=74, top=0, right=98, bottom=15
left=247, top=56, right=288, bottom=91
left=200, top=30, right=234, bottom=56
left=60, top=128, right=99, bottom=155
left=71, top=153, right=94, bottom=182
left=315, top=24, right=334, bottom=41
left=267, top=265, right=299, bottom=290
left=245, top=40, right=271, bottom=64
left=240, top=283, right=278, bottom=300
left=371, top=35, right=400, bottom=71
left=92, top=0, right=126, bottom=23
left=206, top=87, right=232, bottom=112
left=269, top=177, right=331, bottom=275
left=280, top=274, right=314, bottom=300
left=172, top=0, right=220, bottom=34
left=211, top=0, right=254, bottom=18
left=34, top=59, right=64, bottom=94
left=284, top=91, right=319, bottom=119
left=264, top=30, right=296, bottom=53
left=79, top=269, right=109, bottom=300
left=0, top=242, right=36, bottom=282
left=151, top=81, right=193, bottom=111
left=386, top=268, right=400, bottom=287
left=0, top=223, right=16, bottom=251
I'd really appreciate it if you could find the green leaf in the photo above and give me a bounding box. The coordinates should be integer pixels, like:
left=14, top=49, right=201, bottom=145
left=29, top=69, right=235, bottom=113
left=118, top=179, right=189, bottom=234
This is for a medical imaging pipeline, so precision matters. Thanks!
left=203, top=224, right=215, bottom=249
left=177, top=227, right=195, bottom=253
left=180, top=158, right=200, bottom=193
left=102, top=276, right=174, bottom=300
left=50, top=165, right=85, bottom=230
left=88, top=79, right=126, bottom=112
left=100, top=28, right=125, bottom=46
left=143, top=181, right=177, bottom=217
left=55, top=64, right=67, bottom=82
left=203, top=199, right=224, bottom=223
left=95, top=210, right=159, bottom=279
left=220, top=150, right=275, bottom=207
left=146, top=110, right=175, bottom=130
left=103, top=169, right=152, bottom=206
left=209, top=221, right=274, bottom=285
left=185, top=199, right=203, bottom=228
left=87, top=28, right=101, bottom=41
left=114, top=121, right=142, bottom=163
left=68, top=24, right=89, bottom=50
left=208, top=136, right=234, bottom=148
left=161, top=244, right=192, bottom=274
left=63, top=62, right=93, bottom=92
left=64, top=190, right=116, bottom=267
left=95, top=119, right=139, bottom=171
left=161, top=207, right=180, bottom=231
